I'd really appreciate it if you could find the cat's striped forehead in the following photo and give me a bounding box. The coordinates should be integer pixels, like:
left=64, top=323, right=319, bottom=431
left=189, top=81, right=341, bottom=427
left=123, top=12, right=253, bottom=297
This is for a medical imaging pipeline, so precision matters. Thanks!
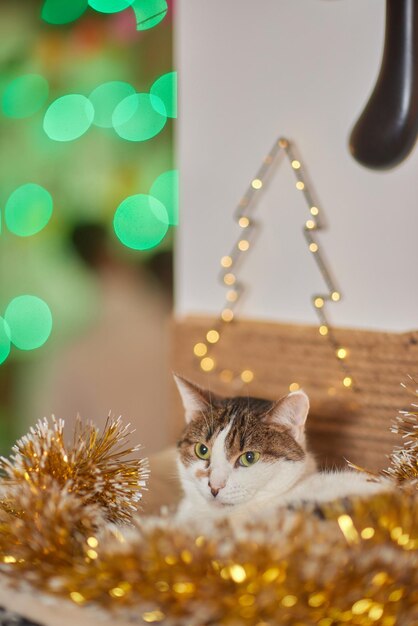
left=177, top=395, right=305, bottom=465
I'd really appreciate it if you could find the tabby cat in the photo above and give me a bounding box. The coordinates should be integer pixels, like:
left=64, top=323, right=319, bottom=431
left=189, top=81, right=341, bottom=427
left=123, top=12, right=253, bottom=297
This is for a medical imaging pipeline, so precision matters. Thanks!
left=175, top=375, right=389, bottom=523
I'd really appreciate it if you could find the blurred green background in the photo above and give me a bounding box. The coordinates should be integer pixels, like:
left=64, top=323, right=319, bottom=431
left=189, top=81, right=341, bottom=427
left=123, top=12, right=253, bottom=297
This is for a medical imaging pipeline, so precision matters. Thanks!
left=0, top=0, right=175, bottom=453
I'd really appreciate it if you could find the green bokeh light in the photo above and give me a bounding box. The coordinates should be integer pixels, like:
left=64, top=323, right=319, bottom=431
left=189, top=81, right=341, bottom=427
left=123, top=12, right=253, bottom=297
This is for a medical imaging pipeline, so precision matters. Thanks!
left=0, top=317, right=11, bottom=365
left=112, top=93, right=166, bottom=142
left=5, top=296, right=53, bottom=351
left=132, top=0, right=168, bottom=31
left=150, top=71, right=177, bottom=118
left=89, top=0, right=134, bottom=13
left=42, top=0, right=88, bottom=24
left=2, top=74, right=49, bottom=119
left=150, top=170, right=178, bottom=225
left=89, top=81, right=136, bottom=128
left=113, top=194, right=169, bottom=250
left=43, top=95, right=94, bottom=142
left=5, top=183, right=53, bottom=237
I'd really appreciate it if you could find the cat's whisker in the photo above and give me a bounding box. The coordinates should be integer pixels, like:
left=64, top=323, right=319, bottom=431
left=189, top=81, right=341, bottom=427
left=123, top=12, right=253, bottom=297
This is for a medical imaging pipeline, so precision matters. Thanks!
left=207, top=386, right=215, bottom=435
left=239, top=392, right=251, bottom=449
left=198, top=408, right=210, bottom=436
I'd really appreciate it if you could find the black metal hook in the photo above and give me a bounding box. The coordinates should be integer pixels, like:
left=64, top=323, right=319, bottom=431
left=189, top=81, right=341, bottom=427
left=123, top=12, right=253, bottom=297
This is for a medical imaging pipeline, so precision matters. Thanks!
left=349, top=0, right=418, bottom=169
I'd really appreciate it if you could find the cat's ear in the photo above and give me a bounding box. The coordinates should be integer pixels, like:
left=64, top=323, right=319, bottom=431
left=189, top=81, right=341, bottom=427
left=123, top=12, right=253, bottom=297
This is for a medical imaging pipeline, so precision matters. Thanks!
left=264, top=390, right=309, bottom=443
left=173, top=374, right=216, bottom=423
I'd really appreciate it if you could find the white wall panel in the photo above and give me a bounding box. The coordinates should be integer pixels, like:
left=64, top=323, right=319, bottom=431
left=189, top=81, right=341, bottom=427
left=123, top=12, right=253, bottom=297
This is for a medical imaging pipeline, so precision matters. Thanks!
left=176, top=0, right=418, bottom=332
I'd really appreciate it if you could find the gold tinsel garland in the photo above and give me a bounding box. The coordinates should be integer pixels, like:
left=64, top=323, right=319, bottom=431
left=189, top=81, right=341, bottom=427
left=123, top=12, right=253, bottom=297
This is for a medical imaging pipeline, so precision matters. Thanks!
left=0, top=409, right=417, bottom=625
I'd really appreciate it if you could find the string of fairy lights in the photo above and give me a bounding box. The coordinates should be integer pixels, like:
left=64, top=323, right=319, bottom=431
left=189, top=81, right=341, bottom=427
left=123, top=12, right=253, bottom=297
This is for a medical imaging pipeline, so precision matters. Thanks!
left=193, top=136, right=354, bottom=391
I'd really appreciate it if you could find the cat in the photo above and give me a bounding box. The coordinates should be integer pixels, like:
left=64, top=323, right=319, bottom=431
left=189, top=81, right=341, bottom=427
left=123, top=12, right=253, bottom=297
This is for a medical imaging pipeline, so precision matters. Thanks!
left=174, top=374, right=390, bottom=524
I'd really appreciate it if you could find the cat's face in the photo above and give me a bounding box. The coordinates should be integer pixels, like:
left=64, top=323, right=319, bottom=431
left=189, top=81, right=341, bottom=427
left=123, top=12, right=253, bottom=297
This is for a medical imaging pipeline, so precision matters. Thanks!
left=175, top=376, right=310, bottom=508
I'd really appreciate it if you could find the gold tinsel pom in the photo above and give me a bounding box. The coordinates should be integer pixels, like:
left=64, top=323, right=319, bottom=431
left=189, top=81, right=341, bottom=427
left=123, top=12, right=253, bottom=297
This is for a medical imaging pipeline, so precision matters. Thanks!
left=381, top=379, right=418, bottom=485
left=0, top=416, right=149, bottom=524
left=0, top=406, right=417, bottom=625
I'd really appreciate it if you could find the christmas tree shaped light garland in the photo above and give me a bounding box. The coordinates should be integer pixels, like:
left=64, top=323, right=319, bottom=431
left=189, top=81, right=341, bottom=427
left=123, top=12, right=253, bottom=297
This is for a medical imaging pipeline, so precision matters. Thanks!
left=0, top=392, right=417, bottom=625
left=193, top=137, right=354, bottom=391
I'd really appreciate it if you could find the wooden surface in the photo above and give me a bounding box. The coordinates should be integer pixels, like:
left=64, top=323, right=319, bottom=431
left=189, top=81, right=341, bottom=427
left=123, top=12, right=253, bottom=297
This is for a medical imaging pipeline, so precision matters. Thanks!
left=0, top=584, right=148, bottom=626
left=169, top=316, right=418, bottom=471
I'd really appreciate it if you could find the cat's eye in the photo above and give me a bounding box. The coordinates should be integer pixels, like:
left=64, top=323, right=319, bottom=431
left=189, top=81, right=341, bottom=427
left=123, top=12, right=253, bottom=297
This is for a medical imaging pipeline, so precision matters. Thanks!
left=238, top=451, right=260, bottom=467
left=195, top=442, right=211, bottom=460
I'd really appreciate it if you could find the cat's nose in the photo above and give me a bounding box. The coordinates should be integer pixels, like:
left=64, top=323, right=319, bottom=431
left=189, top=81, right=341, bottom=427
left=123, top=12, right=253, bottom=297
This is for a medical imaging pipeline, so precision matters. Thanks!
left=209, top=481, right=224, bottom=497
